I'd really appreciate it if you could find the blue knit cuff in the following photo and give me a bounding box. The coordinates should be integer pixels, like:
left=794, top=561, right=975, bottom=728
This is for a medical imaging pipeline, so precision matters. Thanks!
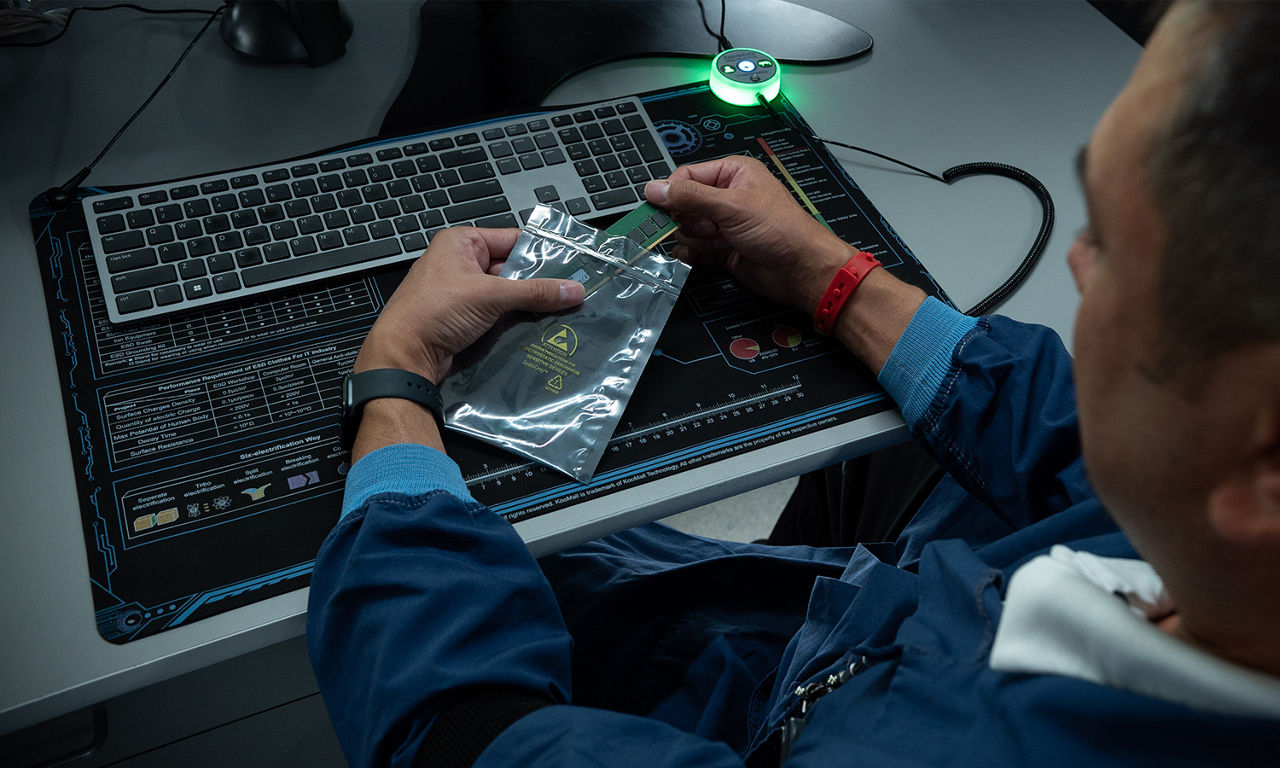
left=877, top=296, right=979, bottom=429
left=340, top=443, right=474, bottom=520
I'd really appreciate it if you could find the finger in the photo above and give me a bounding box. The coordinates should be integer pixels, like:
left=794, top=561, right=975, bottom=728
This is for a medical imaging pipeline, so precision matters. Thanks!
left=672, top=212, right=718, bottom=240
left=490, top=276, right=585, bottom=315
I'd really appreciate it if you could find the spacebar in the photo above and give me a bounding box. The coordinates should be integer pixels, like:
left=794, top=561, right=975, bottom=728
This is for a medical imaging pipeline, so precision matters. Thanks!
left=240, top=239, right=402, bottom=287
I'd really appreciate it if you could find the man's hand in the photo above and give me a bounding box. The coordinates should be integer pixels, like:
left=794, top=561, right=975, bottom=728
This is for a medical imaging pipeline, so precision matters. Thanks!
left=354, top=227, right=585, bottom=383
left=645, top=155, right=853, bottom=315
left=647, top=155, right=925, bottom=374
left=348, top=227, right=585, bottom=462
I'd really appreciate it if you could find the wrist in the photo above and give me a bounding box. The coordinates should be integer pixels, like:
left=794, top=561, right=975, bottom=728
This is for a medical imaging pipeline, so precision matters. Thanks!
left=830, top=268, right=927, bottom=375
left=351, top=397, right=445, bottom=463
left=797, top=238, right=863, bottom=316
left=354, top=327, right=445, bottom=384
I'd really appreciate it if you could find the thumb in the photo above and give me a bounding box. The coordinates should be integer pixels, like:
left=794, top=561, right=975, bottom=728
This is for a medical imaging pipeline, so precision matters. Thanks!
left=493, top=276, right=586, bottom=314
left=647, top=177, right=737, bottom=221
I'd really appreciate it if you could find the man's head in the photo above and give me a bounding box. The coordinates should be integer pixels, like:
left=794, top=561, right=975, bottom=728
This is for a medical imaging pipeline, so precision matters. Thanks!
left=1069, top=0, right=1280, bottom=669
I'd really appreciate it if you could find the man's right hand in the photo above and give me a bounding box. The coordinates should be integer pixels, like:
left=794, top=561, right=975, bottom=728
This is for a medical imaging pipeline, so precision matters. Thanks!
left=644, top=155, right=853, bottom=315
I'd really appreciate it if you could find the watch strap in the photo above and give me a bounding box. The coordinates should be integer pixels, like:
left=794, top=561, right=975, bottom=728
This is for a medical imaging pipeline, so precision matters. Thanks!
left=342, top=368, right=444, bottom=450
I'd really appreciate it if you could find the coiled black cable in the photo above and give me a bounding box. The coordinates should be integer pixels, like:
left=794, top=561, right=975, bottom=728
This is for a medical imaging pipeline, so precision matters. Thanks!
left=941, top=162, right=1055, bottom=316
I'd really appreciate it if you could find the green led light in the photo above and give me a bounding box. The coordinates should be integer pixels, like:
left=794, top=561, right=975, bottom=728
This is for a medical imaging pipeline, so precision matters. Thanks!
left=709, top=48, right=781, bottom=106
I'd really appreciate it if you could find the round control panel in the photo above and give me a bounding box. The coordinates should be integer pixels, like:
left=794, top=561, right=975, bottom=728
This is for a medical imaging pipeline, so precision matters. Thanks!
left=709, top=48, right=781, bottom=106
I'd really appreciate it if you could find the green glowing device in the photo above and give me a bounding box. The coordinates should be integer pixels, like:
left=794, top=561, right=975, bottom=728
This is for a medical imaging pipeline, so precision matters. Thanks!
left=709, top=48, right=781, bottom=106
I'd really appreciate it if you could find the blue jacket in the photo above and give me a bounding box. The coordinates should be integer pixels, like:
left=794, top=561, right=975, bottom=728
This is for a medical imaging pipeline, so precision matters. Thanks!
left=308, top=299, right=1279, bottom=767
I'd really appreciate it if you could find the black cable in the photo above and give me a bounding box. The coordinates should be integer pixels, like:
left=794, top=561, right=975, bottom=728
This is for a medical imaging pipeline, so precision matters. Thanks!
left=44, top=4, right=226, bottom=209
left=755, top=94, right=1054, bottom=316
left=696, top=0, right=733, bottom=52
left=0, top=3, right=218, bottom=48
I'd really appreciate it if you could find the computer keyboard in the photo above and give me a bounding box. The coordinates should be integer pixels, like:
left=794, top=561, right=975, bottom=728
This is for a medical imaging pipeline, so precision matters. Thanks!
left=83, top=96, right=677, bottom=324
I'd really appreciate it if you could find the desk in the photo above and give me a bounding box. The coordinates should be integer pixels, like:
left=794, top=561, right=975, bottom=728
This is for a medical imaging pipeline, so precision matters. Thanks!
left=0, top=0, right=1139, bottom=753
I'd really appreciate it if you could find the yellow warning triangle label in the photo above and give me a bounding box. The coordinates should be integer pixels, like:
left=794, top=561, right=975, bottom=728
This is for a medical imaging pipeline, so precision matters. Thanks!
left=547, top=329, right=571, bottom=352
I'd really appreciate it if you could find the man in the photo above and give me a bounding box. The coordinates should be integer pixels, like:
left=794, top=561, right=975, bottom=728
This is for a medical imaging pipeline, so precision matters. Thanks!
left=308, top=2, right=1280, bottom=766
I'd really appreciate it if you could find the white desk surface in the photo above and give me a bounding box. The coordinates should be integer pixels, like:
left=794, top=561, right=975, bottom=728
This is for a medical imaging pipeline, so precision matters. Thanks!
left=0, top=0, right=1139, bottom=734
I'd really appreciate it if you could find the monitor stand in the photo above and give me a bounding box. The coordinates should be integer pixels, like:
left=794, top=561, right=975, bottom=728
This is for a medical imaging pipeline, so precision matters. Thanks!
left=381, top=0, right=873, bottom=135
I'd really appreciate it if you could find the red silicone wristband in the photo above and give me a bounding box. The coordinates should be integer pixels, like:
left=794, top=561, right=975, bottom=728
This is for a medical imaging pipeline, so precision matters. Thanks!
left=813, top=250, right=882, bottom=335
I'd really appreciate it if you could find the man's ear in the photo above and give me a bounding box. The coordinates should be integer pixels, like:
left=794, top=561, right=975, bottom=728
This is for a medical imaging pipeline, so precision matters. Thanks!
left=1208, top=405, right=1280, bottom=545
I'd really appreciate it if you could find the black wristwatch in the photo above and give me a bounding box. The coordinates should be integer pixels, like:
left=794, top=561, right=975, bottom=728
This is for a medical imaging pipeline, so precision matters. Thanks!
left=340, top=368, right=444, bottom=451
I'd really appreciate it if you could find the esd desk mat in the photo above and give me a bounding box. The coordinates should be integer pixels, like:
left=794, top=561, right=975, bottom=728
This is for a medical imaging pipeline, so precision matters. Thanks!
left=29, top=84, right=948, bottom=643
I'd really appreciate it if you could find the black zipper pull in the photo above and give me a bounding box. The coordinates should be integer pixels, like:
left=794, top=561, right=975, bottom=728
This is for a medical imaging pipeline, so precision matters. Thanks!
left=777, top=656, right=868, bottom=764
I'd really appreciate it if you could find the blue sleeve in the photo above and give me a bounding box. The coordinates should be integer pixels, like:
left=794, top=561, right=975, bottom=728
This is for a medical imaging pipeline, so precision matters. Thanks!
left=308, top=444, right=573, bottom=768
left=877, top=298, right=1093, bottom=529
left=308, top=444, right=745, bottom=768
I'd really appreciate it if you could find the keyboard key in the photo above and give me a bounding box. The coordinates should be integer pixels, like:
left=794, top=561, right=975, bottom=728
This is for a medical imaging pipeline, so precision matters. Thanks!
left=159, top=243, right=186, bottom=263
left=111, top=264, right=176, bottom=292
left=184, top=198, right=213, bottom=218
left=392, top=160, right=417, bottom=178
left=347, top=152, right=373, bottom=166
left=566, top=143, right=589, bottom=161
left=588, top=139, right=611, bottom=156
left=623, top=114, right=646, bottom=131
left=503, top=124, right=527, bottom=136
left=542, top=148, right=567, bottom=165
left=317, top=231, right=344, bottom=250
left=633, top=131, right=664, bottom=163
left=156, top=203, right=183, bottom=223
left=343, top=169, right=369, bottom=187
left=239, top=188, right=267, bottom=207
left=232, top=209, right=258, bottom=228
left=183, top=278, right=212, bottom=300
left=212, top=193, right=239, bottom=212
left=361, top=184, right=388, bottom=203
left=626, top=166, right=651, bottom=184
left=266, top=184, right=292, bottom=202
left=244, top=225, right=270, bottom=245
left=475, top=213, right=519, bottom=229
left=179, top=259, right=207, bottom=279
left=519, top=153, right=544, bottom=171
left=139, top=190, right=168, bottom=205
left=602, top=118, right=624, bottom=136
left=285, top=199, right=311, bottom=218
left=411, top=175, right=437, bottom=193
left=443, top=195, right=510, bottom=223
left=610, top=135, right=634, bottom=152
left=387, top=179, right=413, bottom=197
left=231, top=173, right=259, bottom=188
left=297, top=215, right=324, bottom=234
left=415, top=155, right=441, bottom=173
left=615, top=101, right=637, bottom=114
left=214, top=231, right=244, bottom=252
left=449, top=179, right=502, bottom=204
left=598, top=155, right=621, bottom=172
left=558, top=127, right=583, bottom=144
left=319, top=158, right=346, bottom=172
left=582, top=175, right=606, bottom=194
left=565, top=197, right=590, bottom=216
left=242, top=237, right=401, bottom=287
left=93, top=196, right=133, bottom=213
left=368, top=165, right=393, bottom=183
left=375, top=200, right=400, bottom=219
left=154, top=284, right=183, bottom=306
left=594, top=105, right=617, bottom=118
left=213, top=273, right=242, bottom=293
left=270, top=220, right=298, bottom=240
left=528, top=119, right=549, bottom=132
left=376, top=147, right=403, bottom=161
left=401, top=232, right=427, bottom=252
left=289, top=236, right=318, bottom=256
left=265, top=242, right=291, bottom=261
left=350, top=204, right=375, bottom=224
left=337, top=189, right=362, bottom=207
left=399, top=195, right=425, bottom=213
left=369, top=220, right=395, bottom=239
left=262, top=169, right=290, bottom=182
left=647, top=161, right=672, bottom=178
left=115, top=290, right=152, bottom=314
left=435, top=169, right=461, bottom=187
left=429, top=137, right=456, bottom=151
left=419, top=209, right=445, bottom=228
left=618, top=150, right=643, bottom=167
left=188, top=237, right=215, bottom=258
left=460, top=163, right=495, bottom=182
left=235, top=248, right=263, bottom=267
left=200, top=179, right=229, bottom=194
left=581, top=124, right=604, bottom=140
left=488, top=141, right=514, bottom=158
left=145, top=224, right=176, bottom=245
left=318, top=174, right=344, bottom=192
left=552, top=114, right=574, bottom=127
left=342, top=225, right=370, bottom=245
left=572, top=110, right=594, bottom=123
left=106, top=248, right=158, bottom=273
left=496, top=158, right=521, bottom=175
left=97, top=214, right=126, bottom=235
left=393, top=214, right=419, bottom=234
left=590, top=188, right=637, bottom=209
left=535, top=185, right=559, bottom=203
left=126, top=209, right=155, bottom=228
left=208, top=253, right=235, bottom=273
left=258, top=204, right=285, bottom=223
left=203, top=214, right=231, bottom=234
left=169, top=184, right=199, bottom=200
left=290, top=163, right=319, bottom=177
left=291, top=178, right=319, bottom=197
left=575, top=159, right=598, bottom=177
left=512, top=137, right=535, bottom=154
left=323, top=210, right=351, bottom=229
left=441, top=147, right=487, bottom=168
left=403, top=142, right=429, bottom=155
left=101, top=230, right=145, bottom=254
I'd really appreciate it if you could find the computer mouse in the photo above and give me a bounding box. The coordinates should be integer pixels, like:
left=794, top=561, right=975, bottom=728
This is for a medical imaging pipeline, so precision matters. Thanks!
left=220, top=0, right=352, bottom=67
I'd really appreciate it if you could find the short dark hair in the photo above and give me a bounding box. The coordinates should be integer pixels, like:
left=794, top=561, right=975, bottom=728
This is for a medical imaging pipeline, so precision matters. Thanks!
left=1145, top=1, right=1280, bottom=384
